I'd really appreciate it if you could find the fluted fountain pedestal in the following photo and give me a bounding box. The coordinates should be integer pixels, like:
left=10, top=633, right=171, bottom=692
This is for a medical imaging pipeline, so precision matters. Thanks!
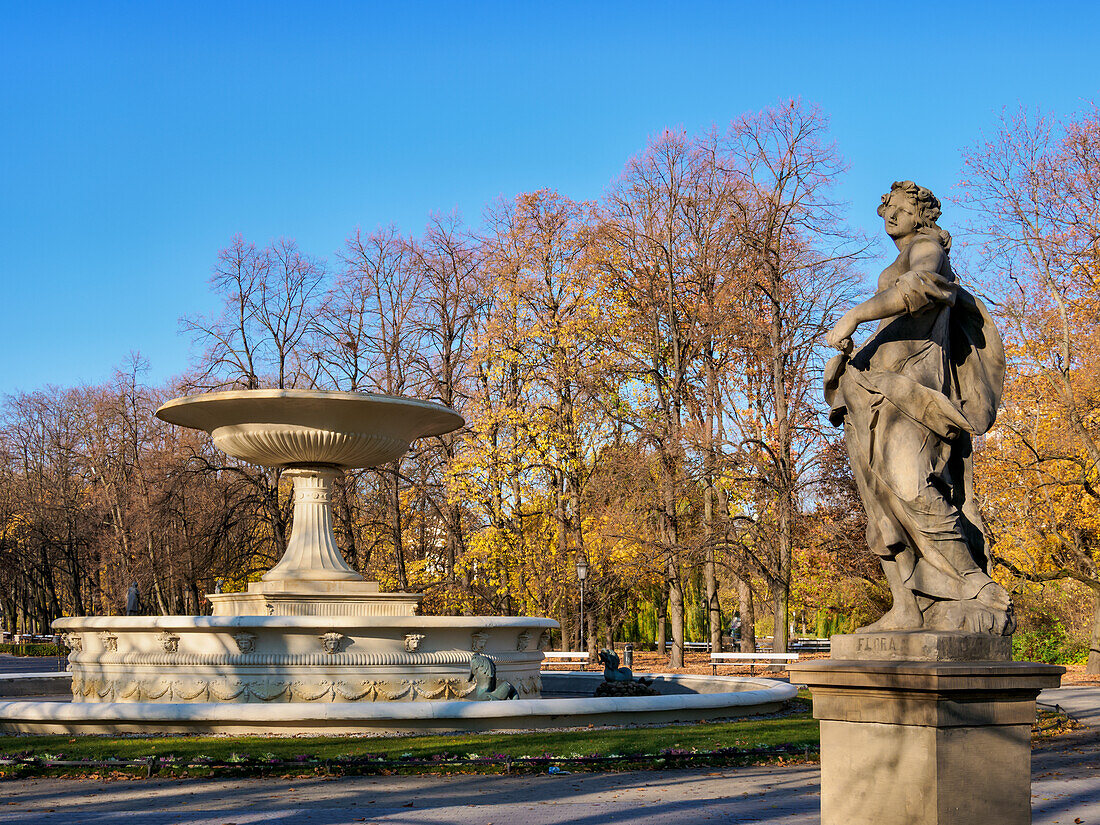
left=206, top=467, right=422, bottom=616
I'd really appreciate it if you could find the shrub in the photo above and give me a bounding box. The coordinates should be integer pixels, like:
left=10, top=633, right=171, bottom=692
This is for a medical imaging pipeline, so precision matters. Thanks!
left=0, top=643, right=63, bottom=657
left=1012, top=622, right=1088, bottom=665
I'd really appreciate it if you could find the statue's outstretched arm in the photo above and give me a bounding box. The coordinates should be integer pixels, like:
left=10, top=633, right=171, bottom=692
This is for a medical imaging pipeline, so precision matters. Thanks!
left=826, top=240, right=951, bottom=352
left=826, top=286, right=907, bottom=352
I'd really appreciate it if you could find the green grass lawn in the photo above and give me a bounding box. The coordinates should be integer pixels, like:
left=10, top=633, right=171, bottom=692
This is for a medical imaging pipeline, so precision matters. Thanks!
left=0, top=703, right=818, bottom=776
left=0, top=700, right=1074, bottom=778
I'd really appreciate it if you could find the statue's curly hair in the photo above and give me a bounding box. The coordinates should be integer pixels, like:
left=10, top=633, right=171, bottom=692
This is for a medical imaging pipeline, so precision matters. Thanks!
left=878, top=180, right=952, bottom=251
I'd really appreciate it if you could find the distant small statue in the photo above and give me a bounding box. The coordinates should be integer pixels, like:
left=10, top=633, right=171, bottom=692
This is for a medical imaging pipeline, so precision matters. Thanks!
left=469, top=653, right=518, bottom=701
left=595, top=649, right=657, bottom=697
left=125, top=582, right=142, bottom=616
left=212, top=579, right=223, bottom=594
left=598, top=649, right=650, bottom=684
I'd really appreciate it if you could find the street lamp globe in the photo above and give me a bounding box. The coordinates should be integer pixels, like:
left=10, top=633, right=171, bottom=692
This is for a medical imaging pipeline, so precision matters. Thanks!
left=575, top=555, right=588, bottom=582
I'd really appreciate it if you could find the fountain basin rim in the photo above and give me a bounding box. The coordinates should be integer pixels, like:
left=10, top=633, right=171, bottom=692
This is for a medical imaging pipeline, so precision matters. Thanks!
left=155, top=389, right=464, bottom=438
left=0, top=684, right=794, bottom=720
left=0, top=674, right=796, bottom=733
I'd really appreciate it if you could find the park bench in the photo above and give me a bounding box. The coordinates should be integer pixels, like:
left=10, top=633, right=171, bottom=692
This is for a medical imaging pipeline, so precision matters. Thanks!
left=710, top=652, right=799, bottom=676
left=659, top=641, right=714, bottom=652
left=541, top=651, right=591, bottom=668
left=790, top=638, right=830, bottom=653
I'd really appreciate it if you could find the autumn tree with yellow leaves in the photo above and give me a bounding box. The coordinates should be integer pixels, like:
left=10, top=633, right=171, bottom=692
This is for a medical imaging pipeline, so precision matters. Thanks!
left=962, top=105, right=1100, bottom=671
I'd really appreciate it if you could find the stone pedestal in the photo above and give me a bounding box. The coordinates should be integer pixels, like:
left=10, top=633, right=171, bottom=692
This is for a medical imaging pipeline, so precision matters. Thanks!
left=202, top=468, right=424, bottom=617
left=206, top=579, right=422, bottom=616
left=789, top=633, right=1063, bottom=825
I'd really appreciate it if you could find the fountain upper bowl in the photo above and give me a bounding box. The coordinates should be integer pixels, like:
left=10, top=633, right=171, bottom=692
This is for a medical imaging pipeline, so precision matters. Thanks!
left=156, top=390, right=464, bottom=469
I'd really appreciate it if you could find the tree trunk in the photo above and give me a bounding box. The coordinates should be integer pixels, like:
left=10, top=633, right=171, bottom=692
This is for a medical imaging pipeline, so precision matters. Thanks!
left=0, top=596, right=13, bottom=634
left=557, top=606, right=572, bottom=653
left=446, top=500, right=461, bottom=583
left=146, top=534, right=169, bottom=615
left=586, top=609, right=598, bottom=660
left=656, top=586, right=668, bottom=655
left=738, top=576, right=757, bottom=653
left=668, top=556, right=684, bottom=668
left=703, top=348, right=722, bottom=653
left=772, top=580, right=789, bottom=655
left=1087, top=591, right=1100, bottom=675
left=705, top=552, right=721, bottom=652
left=390, top=462, right=408, bottom=591
left=703, top=463, right=719, bottom=652
left=768, top=263, right=794, bottom=656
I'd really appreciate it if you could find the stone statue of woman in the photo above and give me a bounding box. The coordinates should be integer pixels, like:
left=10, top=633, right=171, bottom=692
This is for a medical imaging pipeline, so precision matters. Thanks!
left=125, top=582, right=142, bottom=616
left=824, top=181, right=1014, bottom=636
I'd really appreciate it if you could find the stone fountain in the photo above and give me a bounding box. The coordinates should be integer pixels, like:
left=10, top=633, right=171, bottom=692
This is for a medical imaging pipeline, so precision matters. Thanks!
left=53, top=389, right=555, bottom=705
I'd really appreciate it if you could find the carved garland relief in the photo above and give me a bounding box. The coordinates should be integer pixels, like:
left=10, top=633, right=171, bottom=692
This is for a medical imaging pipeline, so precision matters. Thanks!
left=70, top=674, right=485, bottom=703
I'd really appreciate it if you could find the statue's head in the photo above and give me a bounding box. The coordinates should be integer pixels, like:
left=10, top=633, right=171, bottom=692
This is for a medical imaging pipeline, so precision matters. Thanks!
left=470, top=652, right=494, bottom=681
left=877, top=181, right=952, bottom=251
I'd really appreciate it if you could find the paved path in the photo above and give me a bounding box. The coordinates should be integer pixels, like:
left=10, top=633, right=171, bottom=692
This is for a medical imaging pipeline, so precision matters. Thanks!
left=2, top=735, right=1099, bottom=825
left=0, top=655, right=64, bottom=675
left=0, top=767, right=819, bottom=824
left=1040, top=686, right=1100, bottom=727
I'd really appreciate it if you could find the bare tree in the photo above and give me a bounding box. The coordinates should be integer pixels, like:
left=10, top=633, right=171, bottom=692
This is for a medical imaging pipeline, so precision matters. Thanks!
left=320, top=226, right=424, bottom=589
left=718, top=100, right=864, bottom=653
left=184, top=235, right=324, bottom=390
left=408, top=215, right=483, bottom=585
left=598, top=131, right=710, bottom=667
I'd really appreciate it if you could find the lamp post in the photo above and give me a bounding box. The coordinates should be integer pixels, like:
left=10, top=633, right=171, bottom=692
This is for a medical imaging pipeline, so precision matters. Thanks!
left=575, top=554, right=588, bottom=652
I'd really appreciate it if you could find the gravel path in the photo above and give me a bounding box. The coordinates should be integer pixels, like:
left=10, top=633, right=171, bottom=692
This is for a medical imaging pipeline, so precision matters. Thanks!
left=1040, top=686, right=1100, bottom=727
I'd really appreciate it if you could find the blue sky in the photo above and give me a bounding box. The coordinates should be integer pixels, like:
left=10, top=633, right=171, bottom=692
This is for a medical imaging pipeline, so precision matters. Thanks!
left=2, top=1, right=1098, bottom=395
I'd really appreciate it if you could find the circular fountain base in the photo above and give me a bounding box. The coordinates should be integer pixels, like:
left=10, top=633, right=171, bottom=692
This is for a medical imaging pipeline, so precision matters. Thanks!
left=53, top=615, right=555, bottom=705
left=0, top=672, right=798, bottom=734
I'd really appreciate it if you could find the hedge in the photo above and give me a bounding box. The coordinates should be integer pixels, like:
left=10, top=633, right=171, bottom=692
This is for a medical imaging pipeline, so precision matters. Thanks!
left=0, top=643, right=63, bottom=657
